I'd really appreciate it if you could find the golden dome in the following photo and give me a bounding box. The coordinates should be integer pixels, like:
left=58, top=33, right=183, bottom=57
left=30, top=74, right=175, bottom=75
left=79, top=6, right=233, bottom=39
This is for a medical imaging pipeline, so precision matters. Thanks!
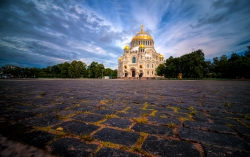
left=118, top=56, right=123, bottom=60
left=131, top=25, right=153, bottom=41
left=159, top=54, right=164, bottom=58
left=124, top=45, right=130, bottom=50
left=139, top=44, right=145, bottom=49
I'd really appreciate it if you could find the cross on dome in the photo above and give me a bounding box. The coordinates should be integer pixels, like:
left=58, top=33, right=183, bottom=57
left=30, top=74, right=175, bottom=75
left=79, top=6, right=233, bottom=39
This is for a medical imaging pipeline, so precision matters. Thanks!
left=140, top=25, right=144, bottom=32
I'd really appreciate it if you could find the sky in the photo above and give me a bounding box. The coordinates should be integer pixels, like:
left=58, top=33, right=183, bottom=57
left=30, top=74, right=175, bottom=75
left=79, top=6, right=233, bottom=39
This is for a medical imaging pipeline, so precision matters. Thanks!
left=0, top=0, right=250, bottom=69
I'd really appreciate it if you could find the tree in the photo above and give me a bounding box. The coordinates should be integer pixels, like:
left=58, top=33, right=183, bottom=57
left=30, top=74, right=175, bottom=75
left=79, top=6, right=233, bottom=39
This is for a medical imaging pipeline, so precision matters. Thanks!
left=104, top=68, right=113, bottom=78
left=165, top=56, right=180, bottom=78
left=87, top=61, right=98, bottom=78
left=68, top=60, right=86, bottom=78
left=165, top=49, right=206, bottom=79
left=87, top=62, right=105, bottom=78
left=59, top=62, right=70, bottom=78
left=156, top=64, right=166, bottom=77
left=245, top=46, right=250, bottom=58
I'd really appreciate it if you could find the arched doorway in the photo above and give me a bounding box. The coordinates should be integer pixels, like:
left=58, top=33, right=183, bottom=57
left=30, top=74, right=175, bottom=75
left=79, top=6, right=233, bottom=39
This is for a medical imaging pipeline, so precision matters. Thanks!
left=139, top=70, right=143, bottom=78
left=132, top=70, right=135, bottom=77
left=124, top=70, right=128, bottom=77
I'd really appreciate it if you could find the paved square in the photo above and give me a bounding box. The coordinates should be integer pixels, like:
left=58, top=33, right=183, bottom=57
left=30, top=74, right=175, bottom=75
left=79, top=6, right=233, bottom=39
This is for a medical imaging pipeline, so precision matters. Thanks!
left=0, top=79, right=250, bottom=156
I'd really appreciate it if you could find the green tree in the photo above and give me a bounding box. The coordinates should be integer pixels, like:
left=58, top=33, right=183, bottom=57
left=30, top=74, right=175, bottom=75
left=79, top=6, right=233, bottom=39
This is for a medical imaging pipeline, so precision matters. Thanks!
left=156, top=64, right=166, bottom=77
left=68, top=60, right=87, bottom=78
left=87, top=62, right=105, bottom=78
left=165, top=56, right=180, bottom=78
left=59, top=62, right=70, bottom=78
left=104, top=68, right=113, bottom=78
left=87, top=61, right=98, bottom=78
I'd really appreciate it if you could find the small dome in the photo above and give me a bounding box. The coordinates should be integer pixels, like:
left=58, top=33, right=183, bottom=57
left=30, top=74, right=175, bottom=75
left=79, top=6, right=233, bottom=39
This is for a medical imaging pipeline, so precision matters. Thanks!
left=118, top=56, right=123, bottom=60
left=159, top=54, right=164, bottom=58
left=139, top=44, right=145, bottom=49
left=124, top=45, right=130, bottom=50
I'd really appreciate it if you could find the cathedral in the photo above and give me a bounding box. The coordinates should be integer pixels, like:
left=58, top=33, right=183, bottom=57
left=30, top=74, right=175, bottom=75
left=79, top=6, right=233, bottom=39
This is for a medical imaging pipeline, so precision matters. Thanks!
left=118, top=25, right=165, bottom=78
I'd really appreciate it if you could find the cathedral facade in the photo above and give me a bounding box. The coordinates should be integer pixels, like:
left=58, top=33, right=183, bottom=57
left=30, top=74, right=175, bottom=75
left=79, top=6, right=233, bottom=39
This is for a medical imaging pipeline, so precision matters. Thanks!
left=118, top=25, right=165, bottom=78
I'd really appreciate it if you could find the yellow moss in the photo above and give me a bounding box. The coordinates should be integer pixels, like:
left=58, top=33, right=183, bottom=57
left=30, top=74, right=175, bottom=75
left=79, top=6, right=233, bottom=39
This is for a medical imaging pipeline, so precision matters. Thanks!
left=93, top=119, right=107, bottom=125
left=100, top=99, right=114, bottom=105
left=74, top=104, right=80, bottom=107
left=105, top=114, right=119, bottom=119
left=124, top=128, right=132, bottom=132
left=121, top=107, right=130, bottom=113
left=178, top=117, right=189, bottom=122
left=160, top=115, right=168, bottom=118
left=150, top=110, right=157, bottom=116
left=142, top=102, right=148, bottom=110
left=80, top=134, right=94, bottom=142
left=84, top=111, right=91, bottom=114
left=40, top=92, right=47, bottom=95
left=188, top=106, right=194, bottom=110
left=168, top=106, right=179, bottom=113
left=173, top=128, right=178, bottom=136
left=65, top=107, right=70, bottom=110
left=56, top=127, right=63, bottom=131
left=135, top=132, right=148, bottom=147
left=166, top=122, right=176, bottom=128
left=134, top=117, right=148, bottom=124
left=101, top=141, right=119, bottom=148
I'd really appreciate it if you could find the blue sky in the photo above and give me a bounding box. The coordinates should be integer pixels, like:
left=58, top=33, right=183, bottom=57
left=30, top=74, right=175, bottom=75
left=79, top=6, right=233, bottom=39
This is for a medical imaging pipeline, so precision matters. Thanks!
left=0, top=0, right=250, bottom=69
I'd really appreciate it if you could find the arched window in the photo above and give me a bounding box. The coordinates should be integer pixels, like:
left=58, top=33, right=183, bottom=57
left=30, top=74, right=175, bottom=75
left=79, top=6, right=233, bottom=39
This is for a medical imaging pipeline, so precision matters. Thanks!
left=132, top=57, right=136, bottom=63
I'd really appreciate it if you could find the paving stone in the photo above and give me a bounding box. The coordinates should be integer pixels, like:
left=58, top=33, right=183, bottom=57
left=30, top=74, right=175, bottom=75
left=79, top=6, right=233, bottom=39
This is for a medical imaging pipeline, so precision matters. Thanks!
left=94, top=147, right=141, bottom=157
left=50, top=138, right=98, bottom=157
left=21, top=114, right=62, bottom=127
left=241, top=119, right=250, bottom=126
left=93, top=128, right=140, bottom=147
left=117, top=112, right=139, bottom=118
left=234, top=126, right=250, bottom=136
left=184, top=121, right=236, bottom=134
left=94, top=109, right=115, bottom=115
left=203, top=145, right=250, bottom=157
left=211, top=117, right=241, bottom=126
left=57, top=110, right=76, bottom=116
left=102, top=118, right=132, bottom=128
left=15, top=130, right=55, bottom=149
left=72, top=114, right=104, bottom=122
left=178, top=128, right=250, bottom=151
left=147, top=117, right=181, bottom=126
left=32, top=107, right=55, bottom=114
left=53, top=121, right=99, bottom=136
left=0, top=123, right=33, bottom=139
left=142, top=135, right=201, bottom=157
left=132, top=123, right=174, bottom=136
left=128, top=109, right=153, bottom=116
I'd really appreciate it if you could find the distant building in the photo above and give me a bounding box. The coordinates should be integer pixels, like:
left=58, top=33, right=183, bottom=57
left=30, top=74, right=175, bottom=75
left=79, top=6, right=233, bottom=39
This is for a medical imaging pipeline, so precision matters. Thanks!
left=118, top=25, right=165, bottom=78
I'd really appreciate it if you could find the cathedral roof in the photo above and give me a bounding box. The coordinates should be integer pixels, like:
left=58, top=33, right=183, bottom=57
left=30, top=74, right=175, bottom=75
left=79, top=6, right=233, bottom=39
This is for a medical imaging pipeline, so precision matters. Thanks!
left=131, top=25, right=153, bottom=41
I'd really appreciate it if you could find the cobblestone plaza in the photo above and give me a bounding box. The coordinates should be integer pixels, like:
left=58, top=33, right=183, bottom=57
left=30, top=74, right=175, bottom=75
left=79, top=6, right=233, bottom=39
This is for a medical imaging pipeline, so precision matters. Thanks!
left=0, top=79, right=250, bottom=157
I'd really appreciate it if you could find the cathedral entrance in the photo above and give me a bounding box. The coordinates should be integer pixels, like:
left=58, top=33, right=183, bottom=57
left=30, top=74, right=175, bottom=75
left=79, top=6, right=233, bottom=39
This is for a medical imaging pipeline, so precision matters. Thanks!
left=125, top=73, right=128, bottom=77
left=132, top=70, right=135, bottom=77
left=139, top=73, right=143, bottom=77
